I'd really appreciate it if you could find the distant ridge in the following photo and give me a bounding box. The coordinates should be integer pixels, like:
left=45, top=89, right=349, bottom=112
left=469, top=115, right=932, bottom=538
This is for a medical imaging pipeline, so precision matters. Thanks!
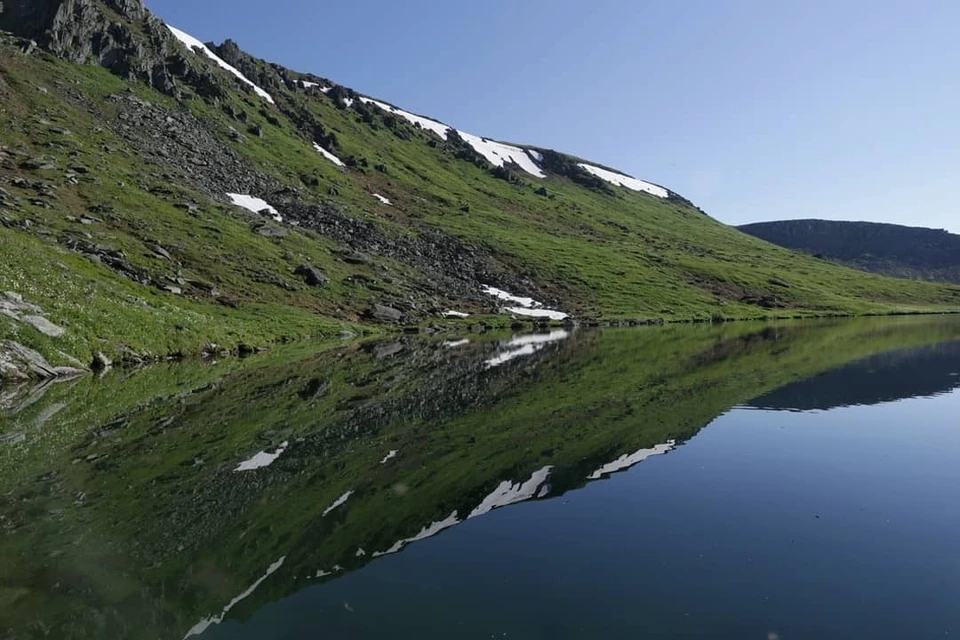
left=739, top=219, right=960, bottom=284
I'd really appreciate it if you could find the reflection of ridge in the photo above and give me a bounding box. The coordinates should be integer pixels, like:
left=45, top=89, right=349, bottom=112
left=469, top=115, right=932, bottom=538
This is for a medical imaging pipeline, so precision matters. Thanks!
left=746, top=342, right=960, bottom=411
left=366, top=438, right=678, bottom=559
left=184, top=556, right=285, bottom=638
left=372, top=512, right=460, bottom=557
left=484, top=331, right=570, bottom=368
left=469, top=465, right=554, bottom=518
left=587, top=441, right=675, bottom=479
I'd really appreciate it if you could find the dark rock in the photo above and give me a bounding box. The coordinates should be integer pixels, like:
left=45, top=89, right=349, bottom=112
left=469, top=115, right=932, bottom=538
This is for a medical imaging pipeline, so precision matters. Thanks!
left=254, top=224, right=288, bottom=238
left=298, top=377, right=331, bottom=400
left=294, top=264, right=328, bottom=287
left=370, top=304, right=402, bottom=323
left=149, top=244, right=172, bottom=260
left=91, top=351, right=112, bottom=371
left=21, top=156, right=57, bottom=170
left=373, top=341, right=404, bottom=360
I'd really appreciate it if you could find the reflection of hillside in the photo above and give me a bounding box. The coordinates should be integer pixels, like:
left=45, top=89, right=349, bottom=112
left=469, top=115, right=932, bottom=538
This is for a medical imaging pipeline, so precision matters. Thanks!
left=747, top=341, right=960, bottom=411
left=1, top=317, right=959, bottom=639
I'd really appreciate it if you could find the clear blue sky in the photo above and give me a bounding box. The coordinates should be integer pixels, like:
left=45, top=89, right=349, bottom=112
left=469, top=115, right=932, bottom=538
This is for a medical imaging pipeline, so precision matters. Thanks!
left=146, top=0, right=960, bottom=232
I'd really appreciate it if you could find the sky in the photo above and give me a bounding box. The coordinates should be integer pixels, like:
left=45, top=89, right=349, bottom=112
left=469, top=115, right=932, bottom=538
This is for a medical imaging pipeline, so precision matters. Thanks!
left=146, top=0, right=960, bottom=232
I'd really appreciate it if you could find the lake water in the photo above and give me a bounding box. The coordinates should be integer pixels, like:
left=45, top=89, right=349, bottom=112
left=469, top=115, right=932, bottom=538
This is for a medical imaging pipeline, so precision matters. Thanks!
left=1, top=317, right=959, bottom=639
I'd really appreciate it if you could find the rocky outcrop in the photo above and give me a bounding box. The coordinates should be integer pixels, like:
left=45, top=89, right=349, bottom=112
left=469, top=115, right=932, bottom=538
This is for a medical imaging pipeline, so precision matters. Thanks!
left=0, top=0, right=228, bottom=98
left=0, top=292, right=66, bottom=337
left=0, top=340, right=87, bottom=381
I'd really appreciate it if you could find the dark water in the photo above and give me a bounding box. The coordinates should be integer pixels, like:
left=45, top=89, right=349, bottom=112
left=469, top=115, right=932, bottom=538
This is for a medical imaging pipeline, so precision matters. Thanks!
left=1, top=317, right=959, bottom=639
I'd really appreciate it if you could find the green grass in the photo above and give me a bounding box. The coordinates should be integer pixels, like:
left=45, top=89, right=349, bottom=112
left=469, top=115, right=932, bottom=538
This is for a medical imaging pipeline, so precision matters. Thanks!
left=1, top=34, right=959, bottom=369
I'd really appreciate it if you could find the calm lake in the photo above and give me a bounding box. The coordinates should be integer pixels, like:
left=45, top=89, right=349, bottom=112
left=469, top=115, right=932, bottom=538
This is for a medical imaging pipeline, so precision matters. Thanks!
left=2, top=317, right=959, bottom=639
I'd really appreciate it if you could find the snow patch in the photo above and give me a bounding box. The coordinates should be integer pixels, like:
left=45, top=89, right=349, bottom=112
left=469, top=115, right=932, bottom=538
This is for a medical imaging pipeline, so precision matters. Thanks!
left=300, top=81, right=331, bottom=92
left=577, top=163, right=668, bottom=198
left=482, top=285, right=538, bottom=308
left=372, top=193, right=392, bottom=205
left=507, top=307, right=569, bottom=320
left=166, top=25, right=275, bottom=104
left=313, top=142, right=345, bottom=167
left=373, top=511, right=460, bottom=557
left=481, top=285, right=568, bottom=320
left=380, top=450, right=398, bottom=464
left=323, top=490, right=353, bottom=517
left=227, top=194, right=282, bottom=223
left=484, top=330, right=569, bottom=368
left=442, top=310, right=470, bottom=318
left=235, top=441, right=288, bottom=472
left=358, top=98, right=545, bottom=177
left=456, top=131, right=546, bottom=178
left=469, top=466, right=553, bottom=518
left=587, top=440, right=676, bottom=480
left=183, top=556, right=285, bottom=638
left=359, top=98, right=450, bottom=139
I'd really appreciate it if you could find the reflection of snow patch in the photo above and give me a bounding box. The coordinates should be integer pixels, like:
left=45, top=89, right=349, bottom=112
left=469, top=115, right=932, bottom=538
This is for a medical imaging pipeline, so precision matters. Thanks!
left=380, top=450, right=398, bottom=464
left=323, top=490, right=353, bottom=517
left=167, top=26, right=275, bottom=104
left=235, top=441, right=289, bottom=472
left=227, top=194, right=282, bottom=223
left=469, top=466, right=553, bottom=518
left=313, top=142, right=344, bottom=167
left=587, top=440, right=676, bottom=480
left=484, top=330, right=569, bottom=368
left=184, top=556, right=285, bottom=638
left=443, top=339, right=470, bottom=348
left=372, top=193, right=391, bottom=205
left=373, top=511, right=460, bottom=557
left=577, top=163, right=668, bottom=198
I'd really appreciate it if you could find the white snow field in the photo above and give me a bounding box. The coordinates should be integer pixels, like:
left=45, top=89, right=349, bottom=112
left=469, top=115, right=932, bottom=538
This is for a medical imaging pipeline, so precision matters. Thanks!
left=166, top=25, right=275, bottom=104
left=358, top=99, right=546, bottom=178
left=226, top=194, right=282, bottom=223
left=577, top=163, right=668, bottom=198
left=235, top=441, right=289, bottom=472
left=481, top=285, right=569, bottom=320
left=312, top=142, right=345, bottom=167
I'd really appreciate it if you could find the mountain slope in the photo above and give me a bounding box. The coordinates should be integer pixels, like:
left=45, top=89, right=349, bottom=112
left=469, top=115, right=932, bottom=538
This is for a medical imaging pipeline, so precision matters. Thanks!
left=739, top=219, right=960, bottom=284
left=0, top=0, right=958, bottom=373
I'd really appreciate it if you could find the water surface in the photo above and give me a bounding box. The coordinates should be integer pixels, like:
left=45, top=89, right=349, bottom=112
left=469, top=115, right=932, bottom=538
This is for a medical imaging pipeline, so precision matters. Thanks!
left=1, top=317, right=959, bottom=638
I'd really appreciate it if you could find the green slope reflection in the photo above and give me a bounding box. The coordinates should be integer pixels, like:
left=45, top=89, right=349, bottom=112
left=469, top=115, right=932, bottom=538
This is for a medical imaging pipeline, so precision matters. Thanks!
left=1, top=317, right=959, bottom=638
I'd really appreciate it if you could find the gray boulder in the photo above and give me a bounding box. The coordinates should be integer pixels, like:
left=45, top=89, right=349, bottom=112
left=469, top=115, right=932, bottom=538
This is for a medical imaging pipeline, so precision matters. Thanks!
left=294, top=265, right=329, bottom=287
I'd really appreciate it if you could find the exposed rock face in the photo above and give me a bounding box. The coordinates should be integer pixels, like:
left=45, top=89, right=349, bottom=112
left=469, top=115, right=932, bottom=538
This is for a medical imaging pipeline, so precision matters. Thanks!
left=0, top=340, right=86, bottom=380
left=0, top=0, right=221, bottom=97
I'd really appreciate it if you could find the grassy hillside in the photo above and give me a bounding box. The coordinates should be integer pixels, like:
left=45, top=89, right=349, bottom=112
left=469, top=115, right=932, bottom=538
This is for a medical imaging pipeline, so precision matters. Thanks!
left=740, top=219, right=960, bottom=284
left=2, top=317, right=959, bottom=637
left=1, top=3, right=959, bottom=372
